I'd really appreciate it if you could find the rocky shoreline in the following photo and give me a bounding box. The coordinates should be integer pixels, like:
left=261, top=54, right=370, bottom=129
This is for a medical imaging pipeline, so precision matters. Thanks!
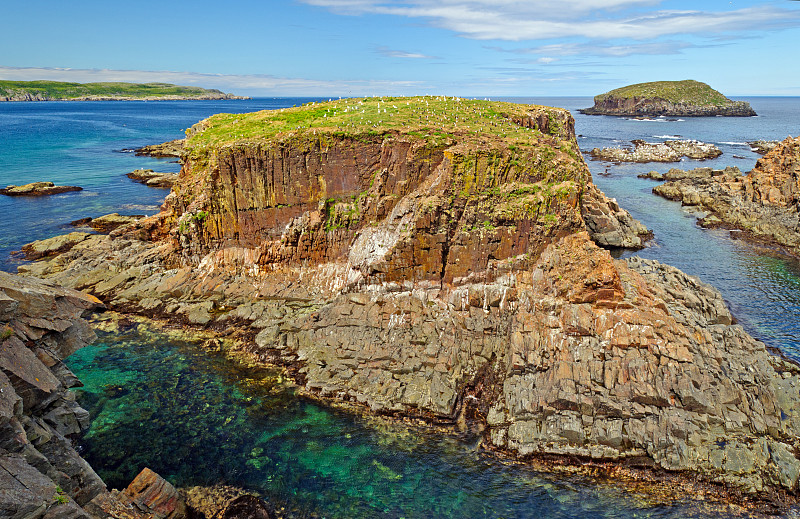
left=12, top=98, right=800, bottom=512
left=650, top=136, right=800, bottom=258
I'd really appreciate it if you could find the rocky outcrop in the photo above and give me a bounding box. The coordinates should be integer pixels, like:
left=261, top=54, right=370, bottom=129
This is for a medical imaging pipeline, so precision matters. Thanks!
left=749, top=140, right=780, bottom=155
left=0, top=271, right=106, bottom=518
left=1, top=182, right=82, bottom=196
left=126, top=169, right=179, bottom=188
left=17, top=98, right=800, bottom=505
left=579, top=80, right=756, bottom=117
left=589, top=139, right=722, bottom=163
left=638, top=166, right=742, bottom=181
left=134, top=140, right=184, bottom=159
left=652, top=136, right=800, bottom=256
left=581, top=184, right=651, bottom=248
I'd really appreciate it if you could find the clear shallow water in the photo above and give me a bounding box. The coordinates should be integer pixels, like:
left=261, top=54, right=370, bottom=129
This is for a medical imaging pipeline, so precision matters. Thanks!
left=66, top=321, right=746, bottom=519
left=2, top=97, right=799, bottom=516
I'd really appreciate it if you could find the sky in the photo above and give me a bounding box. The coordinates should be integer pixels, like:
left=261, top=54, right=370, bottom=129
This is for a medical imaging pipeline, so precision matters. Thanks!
left=1, top=0, right=799, bottom=97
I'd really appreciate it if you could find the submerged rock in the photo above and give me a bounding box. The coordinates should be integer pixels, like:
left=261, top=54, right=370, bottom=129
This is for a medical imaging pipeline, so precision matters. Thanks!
left=652, top=136, right=800, bottom=257
left=1, top=181, right=82, bottom=196
left=16, top=97, right=800, bottom=507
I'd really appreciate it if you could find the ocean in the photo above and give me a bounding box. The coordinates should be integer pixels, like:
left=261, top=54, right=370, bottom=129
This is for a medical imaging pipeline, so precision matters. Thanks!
left=2, top=96, right=799, bottom=517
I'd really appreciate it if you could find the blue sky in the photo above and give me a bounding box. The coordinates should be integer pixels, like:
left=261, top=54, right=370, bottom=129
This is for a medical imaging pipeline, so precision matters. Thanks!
left=2, top=0, right=799, bottom=96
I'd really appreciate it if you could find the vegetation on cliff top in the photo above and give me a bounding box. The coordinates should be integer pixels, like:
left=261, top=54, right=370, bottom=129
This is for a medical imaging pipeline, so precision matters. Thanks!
left=184, top=96, right=571, bottom=152
left=0, top=80, right=239, bottom=100
left=593, top=80, right=732, bottom=106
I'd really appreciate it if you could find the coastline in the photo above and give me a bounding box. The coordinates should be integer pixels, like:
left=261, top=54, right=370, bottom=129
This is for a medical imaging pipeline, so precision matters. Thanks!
left=4, top=96, right=800, bottom=517
left=0, top=94, right=251, bottom=102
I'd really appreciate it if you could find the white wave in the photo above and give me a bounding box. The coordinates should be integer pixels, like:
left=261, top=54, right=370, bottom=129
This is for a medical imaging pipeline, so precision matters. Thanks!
left=653, top=135, right=682, bottom=139
left=719, top=142, right=748, bottom=146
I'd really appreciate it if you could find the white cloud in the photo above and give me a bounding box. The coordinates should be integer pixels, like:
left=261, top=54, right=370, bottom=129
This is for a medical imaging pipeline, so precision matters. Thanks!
left=0, top=66, right=427, bottom=96
left=300, top=0, right=800, bottom=41
left=376, top=46, right=436, bottom=58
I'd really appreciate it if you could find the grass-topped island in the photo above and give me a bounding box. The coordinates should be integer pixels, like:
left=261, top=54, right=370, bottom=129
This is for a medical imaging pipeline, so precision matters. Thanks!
left=580, top=79, right=756, bottom=117
left=0, top=80, right=248, bottom=101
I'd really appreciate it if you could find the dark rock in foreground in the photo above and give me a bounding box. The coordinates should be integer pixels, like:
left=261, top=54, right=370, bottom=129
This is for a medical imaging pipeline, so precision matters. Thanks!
left=0, top=271, right=106, bottom=517
left=580, top=80, right=756, bottom=117
left=1, top=181, right=82, bottom=196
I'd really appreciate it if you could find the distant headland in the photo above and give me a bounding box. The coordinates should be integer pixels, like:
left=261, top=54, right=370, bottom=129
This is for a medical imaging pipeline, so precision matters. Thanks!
left=0, top=80, right=249, bottom=101
left=580, top=80, right=756, bottom=117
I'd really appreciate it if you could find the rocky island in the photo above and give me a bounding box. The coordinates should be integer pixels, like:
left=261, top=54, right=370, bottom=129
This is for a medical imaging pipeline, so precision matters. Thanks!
left=0, top=80, right=248, bottom=102
left=580, top=80, right=756, bottom=117
left=14, top=97, right=800, bottom=512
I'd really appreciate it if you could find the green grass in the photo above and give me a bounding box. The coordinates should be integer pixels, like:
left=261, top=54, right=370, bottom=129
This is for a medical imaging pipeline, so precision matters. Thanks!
left=594, top=80, right=732, bottom=106
left=184, top=96, right=568, bottom=152
left=0, top=80, right=231, bottom=100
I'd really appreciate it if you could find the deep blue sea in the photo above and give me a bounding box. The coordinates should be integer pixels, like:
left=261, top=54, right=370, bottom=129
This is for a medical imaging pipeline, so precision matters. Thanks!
left=2, top=97, right=799, bottom=517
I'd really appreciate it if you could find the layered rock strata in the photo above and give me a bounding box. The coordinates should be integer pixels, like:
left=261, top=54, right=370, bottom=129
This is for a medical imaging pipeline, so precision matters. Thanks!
left=17, top=98, right=800, bottom=503
left=589, top=139, right=722, bottom=163
left=652, top=136, right=800, bottom=256
left=0, top=271, right=106, bottom=518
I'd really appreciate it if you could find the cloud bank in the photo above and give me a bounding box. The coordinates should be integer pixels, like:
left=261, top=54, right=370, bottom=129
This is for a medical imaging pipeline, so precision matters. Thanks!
left=301, top=0, right=800, bottom=41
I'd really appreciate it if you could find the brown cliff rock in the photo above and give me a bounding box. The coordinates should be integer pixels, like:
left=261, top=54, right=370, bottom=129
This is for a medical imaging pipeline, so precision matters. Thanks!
left=18, top=98, right=800, bottom=505
left=652, top=136, right=800, bottom=256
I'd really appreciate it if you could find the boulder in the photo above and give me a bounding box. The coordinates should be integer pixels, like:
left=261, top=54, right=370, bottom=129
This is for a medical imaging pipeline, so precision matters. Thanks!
left=1, top=182, right=82, bottom=197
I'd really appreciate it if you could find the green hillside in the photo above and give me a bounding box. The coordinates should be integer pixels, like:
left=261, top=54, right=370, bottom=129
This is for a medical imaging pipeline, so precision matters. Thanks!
left=594, top=80, right=731, bottom=106
left=0, top=80, right=234, bottom=100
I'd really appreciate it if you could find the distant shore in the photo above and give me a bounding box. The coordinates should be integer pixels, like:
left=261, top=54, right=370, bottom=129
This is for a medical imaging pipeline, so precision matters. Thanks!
left=0, top=80, right=249, bottom=102
left=0, top=93, right=250, bottom=102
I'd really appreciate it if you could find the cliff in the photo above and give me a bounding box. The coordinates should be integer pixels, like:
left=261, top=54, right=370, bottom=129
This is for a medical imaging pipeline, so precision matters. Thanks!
left=17, top=97, right=800, bottom=507
left=580, top=80, right=756, bottom=117
left=0, top=272, right=107, bottom=517
left=652, top=136, right=800, bottom=257
left=0, top=80, right=248, bottom=102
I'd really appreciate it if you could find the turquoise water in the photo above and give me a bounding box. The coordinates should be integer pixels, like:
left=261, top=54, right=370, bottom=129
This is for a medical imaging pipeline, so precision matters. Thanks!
left=66, top=320, right=745, bottom=518
left=2, top=98, right=800, bottom=516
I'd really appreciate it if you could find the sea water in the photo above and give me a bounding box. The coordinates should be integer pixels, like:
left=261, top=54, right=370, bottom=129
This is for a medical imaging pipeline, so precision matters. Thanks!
left=1, top=97, right=798, bottom=517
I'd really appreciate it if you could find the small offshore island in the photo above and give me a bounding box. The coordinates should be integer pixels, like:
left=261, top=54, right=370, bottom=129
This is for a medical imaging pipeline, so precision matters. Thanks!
left=0, top=80, right=248, bottom=101
left=580, top=80, right=757, bottom=117
left=6, top=96, right=800, bottom=517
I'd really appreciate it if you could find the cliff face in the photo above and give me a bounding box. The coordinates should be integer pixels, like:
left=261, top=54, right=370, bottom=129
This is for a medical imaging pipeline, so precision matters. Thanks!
left=18, top=98, right=800, bottom=503
left=581, top=96, right=756, bottom=117
left=0, top=272, right=107, bottom=517
left=653, top=136, right=800, bottom=256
